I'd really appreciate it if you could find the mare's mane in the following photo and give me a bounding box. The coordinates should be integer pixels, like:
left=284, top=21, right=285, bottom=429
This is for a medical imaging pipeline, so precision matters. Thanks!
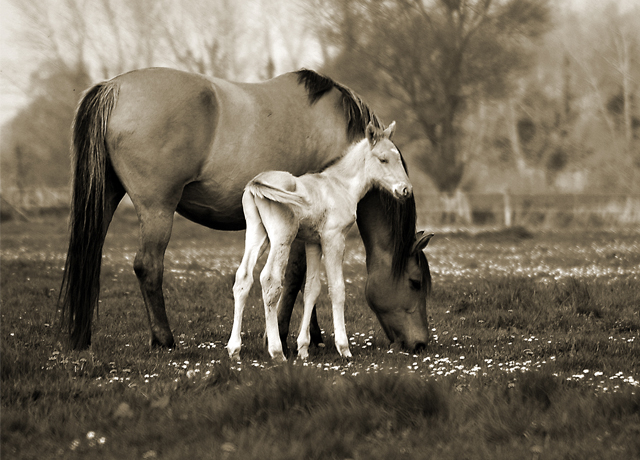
left=295, top=69, right=419, bottom=281
left=295, top=69, right=383, bottom=142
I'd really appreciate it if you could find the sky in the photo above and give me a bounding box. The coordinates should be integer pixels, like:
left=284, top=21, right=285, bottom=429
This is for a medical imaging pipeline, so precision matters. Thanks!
left=0, top=0, right=34, bottom=126
left=0, top=0, right=327, bottom=127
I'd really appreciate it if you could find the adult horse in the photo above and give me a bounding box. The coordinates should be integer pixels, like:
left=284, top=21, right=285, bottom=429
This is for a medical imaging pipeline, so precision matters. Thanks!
left=59, top=67, right=432, bottom=353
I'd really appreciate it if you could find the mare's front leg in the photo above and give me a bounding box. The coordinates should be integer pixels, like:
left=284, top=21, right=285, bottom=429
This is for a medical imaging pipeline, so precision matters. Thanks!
left=322, top=234, right=351, bottom=358
left=296, top=243, right=322, bottom=359
left=134, top=207, right=176, bottom=348
left=278, top=240, right=324, bottom=354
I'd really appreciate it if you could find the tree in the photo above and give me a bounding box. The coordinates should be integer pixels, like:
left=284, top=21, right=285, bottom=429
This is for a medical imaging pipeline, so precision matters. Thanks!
left=9, top=0, right=265, bottom=81
left=2, top=0, right=323, bottom=196
left=311, top=0, right=550, bottom=193
left=0, top=60, right=91, bottom=191
left=552, top=1, right=640, bottom=192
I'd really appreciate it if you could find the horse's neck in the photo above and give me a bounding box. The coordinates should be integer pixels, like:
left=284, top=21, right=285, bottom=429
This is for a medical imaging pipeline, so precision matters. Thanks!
left=356, top=191, right=394, bottom=268
left=324, top=140, right=370, bottom=202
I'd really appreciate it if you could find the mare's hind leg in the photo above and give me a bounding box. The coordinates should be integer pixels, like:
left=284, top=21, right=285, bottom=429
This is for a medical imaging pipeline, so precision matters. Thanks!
left=277, top=241, right=324, bottom=354
left=228, top=194, right=268, bottom=360
left=296, top=243, right=322, bottom=360
left=103, top=168, right=126, bottom=237
left=133, top=207, right=176, bottom=348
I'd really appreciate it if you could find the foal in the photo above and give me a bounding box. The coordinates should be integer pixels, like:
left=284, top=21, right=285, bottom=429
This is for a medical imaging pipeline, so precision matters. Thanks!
left=227, top=121, right=412, bottom=361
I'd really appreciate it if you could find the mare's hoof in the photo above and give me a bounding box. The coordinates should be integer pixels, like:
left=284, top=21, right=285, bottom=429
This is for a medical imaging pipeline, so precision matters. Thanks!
left=150, top=334, right=175, bottom=349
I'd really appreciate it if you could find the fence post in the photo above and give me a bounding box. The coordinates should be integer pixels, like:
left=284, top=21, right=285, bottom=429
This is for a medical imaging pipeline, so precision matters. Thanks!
left=503, top=191, right=512, bottom=227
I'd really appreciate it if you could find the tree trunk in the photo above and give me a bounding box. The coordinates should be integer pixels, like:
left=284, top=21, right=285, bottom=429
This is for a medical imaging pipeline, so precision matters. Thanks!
left=419, top=113, right=464, bottom=193
left=618, top=32, right=633, bottom=149
left=507, top=97, right=529, bottom=176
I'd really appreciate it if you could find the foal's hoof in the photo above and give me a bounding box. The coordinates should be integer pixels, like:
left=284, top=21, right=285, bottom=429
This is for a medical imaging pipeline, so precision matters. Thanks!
left=337, top=345, right=352, bottom=359
left=226, top=344, right=241, bottom=361
left=271, top=352, right=287, bottom=362
left=297, top=346, right=309, bottom=361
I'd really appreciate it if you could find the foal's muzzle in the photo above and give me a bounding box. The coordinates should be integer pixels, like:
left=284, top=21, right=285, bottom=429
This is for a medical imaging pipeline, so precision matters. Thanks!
left=393, top=183, right=413, bottom=199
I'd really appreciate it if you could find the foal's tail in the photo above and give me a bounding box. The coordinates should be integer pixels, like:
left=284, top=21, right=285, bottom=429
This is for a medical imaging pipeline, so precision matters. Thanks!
left=59, top=81, right=120, bottom=350
left=245, top=180, right=306, bottom=208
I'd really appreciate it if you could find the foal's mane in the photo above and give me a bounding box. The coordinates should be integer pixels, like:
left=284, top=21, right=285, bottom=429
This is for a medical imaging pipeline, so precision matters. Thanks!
left=295, top=69, right=418, bottom=280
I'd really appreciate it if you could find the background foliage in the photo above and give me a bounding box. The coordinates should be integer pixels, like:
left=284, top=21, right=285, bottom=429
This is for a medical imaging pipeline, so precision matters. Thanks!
left=1, top=0, right=639, bottom=197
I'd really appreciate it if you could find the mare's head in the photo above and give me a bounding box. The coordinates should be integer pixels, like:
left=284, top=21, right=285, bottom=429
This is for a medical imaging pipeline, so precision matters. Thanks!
left=364, top=121, right=412, bottom=201
left=359, top=189, right=434, bottom=352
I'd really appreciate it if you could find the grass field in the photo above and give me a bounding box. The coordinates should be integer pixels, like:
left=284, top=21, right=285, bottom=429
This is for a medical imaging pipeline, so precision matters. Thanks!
left=2, top=209, right=639, bottom=459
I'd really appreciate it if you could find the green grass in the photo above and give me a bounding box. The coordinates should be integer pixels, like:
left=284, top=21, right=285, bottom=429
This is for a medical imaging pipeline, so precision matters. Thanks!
left=2, top=210, right=639, bottom=459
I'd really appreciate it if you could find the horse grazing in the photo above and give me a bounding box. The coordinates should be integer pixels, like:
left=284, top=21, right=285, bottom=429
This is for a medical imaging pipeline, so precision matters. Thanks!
left=229, top=122, right=411, bottom=360
left=59, top=67, right=433, bottom=353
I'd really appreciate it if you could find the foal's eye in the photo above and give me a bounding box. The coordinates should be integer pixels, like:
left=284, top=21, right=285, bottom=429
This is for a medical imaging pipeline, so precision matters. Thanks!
left=409, top=279, right=421, bottom=290
left=379, top=158, right=389, bottom=164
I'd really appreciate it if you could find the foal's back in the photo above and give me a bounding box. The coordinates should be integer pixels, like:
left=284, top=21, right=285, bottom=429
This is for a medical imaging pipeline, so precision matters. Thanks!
left=249, top=169, right=358, bottom=244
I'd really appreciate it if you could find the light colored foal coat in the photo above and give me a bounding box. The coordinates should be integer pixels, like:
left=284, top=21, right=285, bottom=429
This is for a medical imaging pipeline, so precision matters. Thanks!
left=227, top=121, right=413, bottom=360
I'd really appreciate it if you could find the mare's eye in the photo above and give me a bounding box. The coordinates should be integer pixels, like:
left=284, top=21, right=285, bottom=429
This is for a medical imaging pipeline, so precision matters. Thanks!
left=379, top=157, right=389, bottom=164
left=409, top=279, right=421, bottom=290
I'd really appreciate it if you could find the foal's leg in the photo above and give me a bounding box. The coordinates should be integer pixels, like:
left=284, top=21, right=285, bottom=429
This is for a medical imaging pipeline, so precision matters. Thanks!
left=260, top=243, right=291, bottom=361
left=258, top=202, right=296, bottom=361
left=296, top=243, right=322, bottom=360
left=322, top=235, right=351, bottom=358
left=228, top=194, right=268, bottom=360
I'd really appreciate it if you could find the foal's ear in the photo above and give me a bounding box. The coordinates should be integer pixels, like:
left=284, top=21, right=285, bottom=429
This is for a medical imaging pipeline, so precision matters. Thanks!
left=412, top=231, right=434, bottom=253
left=383, top=121, right=396, bottom=140
left=366, top=122, right=378, bottom=145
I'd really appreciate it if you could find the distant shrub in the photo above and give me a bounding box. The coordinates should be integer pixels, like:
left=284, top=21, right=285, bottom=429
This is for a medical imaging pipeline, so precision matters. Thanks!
left=474, top=225, right=533, bottom=241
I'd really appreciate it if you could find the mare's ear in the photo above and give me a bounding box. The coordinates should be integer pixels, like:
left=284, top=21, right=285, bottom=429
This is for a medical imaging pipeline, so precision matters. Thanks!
left=366, top=122, right=378, bottom=145
left=383, top=121, right=396, bottom=140
left=412, top=231, right=434, bottom=253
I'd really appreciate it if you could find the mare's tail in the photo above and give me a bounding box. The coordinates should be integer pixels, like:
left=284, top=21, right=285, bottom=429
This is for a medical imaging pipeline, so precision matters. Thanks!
left=245, top=180, right=306, bottom=207
left=59, top=81, right=120, bottom=350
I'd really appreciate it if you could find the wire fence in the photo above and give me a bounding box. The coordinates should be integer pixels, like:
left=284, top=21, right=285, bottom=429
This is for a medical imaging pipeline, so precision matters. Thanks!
left=416, top=191, right=640, bottom=228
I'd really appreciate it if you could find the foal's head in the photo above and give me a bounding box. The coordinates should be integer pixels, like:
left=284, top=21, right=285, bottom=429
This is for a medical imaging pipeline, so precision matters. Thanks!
left=364, top=121, right=412, bottom=201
